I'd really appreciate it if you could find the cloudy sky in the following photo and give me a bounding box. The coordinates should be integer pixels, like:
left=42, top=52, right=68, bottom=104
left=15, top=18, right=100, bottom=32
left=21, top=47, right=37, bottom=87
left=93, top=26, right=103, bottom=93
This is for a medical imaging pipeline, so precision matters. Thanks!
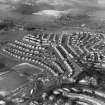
left=0, top=0, right=105, bottom=23
left=0, top=0, right=105, bottom=7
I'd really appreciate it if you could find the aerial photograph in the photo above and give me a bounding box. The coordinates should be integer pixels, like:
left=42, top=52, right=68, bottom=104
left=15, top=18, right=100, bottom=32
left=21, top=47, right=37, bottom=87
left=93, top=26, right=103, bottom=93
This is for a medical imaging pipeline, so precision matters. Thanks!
left=0, top=0, right=105, bottom=105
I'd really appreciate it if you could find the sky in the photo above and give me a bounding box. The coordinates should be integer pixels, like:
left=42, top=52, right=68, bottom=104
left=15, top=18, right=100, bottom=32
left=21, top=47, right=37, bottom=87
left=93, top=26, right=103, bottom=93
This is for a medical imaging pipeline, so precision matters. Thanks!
left=0, top=0, right=105, bottom=11
left=0, top=0, right=105, bottom=22
left=0, top=0, right=104, bottom=7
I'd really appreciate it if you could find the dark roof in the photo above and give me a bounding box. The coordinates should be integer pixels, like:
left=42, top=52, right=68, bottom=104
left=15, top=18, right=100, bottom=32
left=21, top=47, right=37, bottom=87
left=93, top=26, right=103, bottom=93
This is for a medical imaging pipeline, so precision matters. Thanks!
left=0, top=63, right=5, bottom=69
